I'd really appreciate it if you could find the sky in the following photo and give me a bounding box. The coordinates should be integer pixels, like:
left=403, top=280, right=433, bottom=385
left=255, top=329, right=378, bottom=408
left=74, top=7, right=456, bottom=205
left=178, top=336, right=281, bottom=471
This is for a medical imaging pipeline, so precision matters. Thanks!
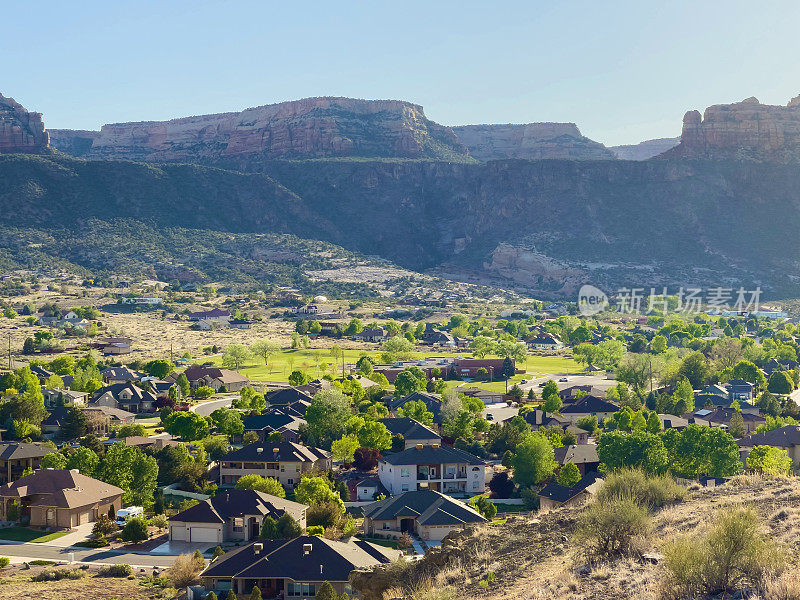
left=3, top=0, right=800, bottom=146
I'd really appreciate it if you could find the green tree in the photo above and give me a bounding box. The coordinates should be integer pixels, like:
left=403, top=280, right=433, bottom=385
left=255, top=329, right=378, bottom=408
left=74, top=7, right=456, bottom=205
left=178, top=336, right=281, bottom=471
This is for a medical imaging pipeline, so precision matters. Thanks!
left=162, top=411, right=210, bottom=440
left=305, top=389, right=351, bottom=446
left=121, top=517, right=149, bottom=543
left=767, top=370, right=794, bottom=395
left=357, top=421, right=392, bottom=450
left=61, top=407, right=88, bottom=439
left=542, top=394, right=562, bottom=413
left=732, top=360, right=767, bottom=390
left=98, top=443, right=159, bottom=506
left=222, top=344, right=251, bottom=370
left=746, top=445, right=792, bottom=475
left=176, top=373, right=191, bottom=398
left=276, top=512, right=302, bottom=538
left=66, top=446, right=99, bottom=476
left=250, top=339, right=281, bottom=370
left=646, top=411, right=662, bottom=434
left=316, top=582, right=338, bottom=600
left=260, top=516, right=279, bottom=538
left=210, top=407, right=244, bottom=437
left=509, top=432, right=556, bottom=487
left=294, top=476, right=344, bottom=511
left=650, top=335, right=667, bottom=354
left=235, top=475, right=286, bottom=498
left=288, top=370, right=310, bottom=386
left=193, top=386, right=215, bottom=399
left=117, top=423, right=147, bottom=438
left=41, top=451, right=68, bottom=470
left=143, top=359, right=174, bottom=379
left=556, top=462, right=581, bottom=487
left=331, top=434, right=360, bottom=463
left=728, top=411, right=745, bottom=438
left=393, top=367, right=427, bottom=397
left=356, top=356, right=374, bottom=376
left=394, top=400, right=434, bottom=426
left=597, top=430, right=669, bottom=475
left=662, top=425, right=742, bottom=478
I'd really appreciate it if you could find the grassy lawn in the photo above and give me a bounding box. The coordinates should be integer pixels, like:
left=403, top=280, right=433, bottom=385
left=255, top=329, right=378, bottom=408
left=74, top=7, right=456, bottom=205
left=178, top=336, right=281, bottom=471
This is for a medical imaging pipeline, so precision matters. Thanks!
left=0, top=527, right=70, bottom=543
left=207, top=348, right=584, bottom=384
left=492, top=503, right=529, bottom=514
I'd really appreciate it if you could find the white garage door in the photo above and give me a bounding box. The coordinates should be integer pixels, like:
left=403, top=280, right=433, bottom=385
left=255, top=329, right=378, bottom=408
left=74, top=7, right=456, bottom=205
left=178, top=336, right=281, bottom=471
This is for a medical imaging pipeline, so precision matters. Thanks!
left=170, top=525, right=187, bottom=541
left=189, top=527, right=219, bottom=543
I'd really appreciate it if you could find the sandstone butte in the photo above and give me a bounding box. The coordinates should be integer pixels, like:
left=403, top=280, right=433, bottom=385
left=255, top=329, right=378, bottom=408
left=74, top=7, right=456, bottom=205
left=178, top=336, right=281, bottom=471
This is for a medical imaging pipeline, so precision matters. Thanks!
left=51, top=96, right=468, bottom=161
left=452, top=122, right=615, bottom=161
left=0, top=93, right=50, bottom=153
left=667, top=94, right=800, bottom=161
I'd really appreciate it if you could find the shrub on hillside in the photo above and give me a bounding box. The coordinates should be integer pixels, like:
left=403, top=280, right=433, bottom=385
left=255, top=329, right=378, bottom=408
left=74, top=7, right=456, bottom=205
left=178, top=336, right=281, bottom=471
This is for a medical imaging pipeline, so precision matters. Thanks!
left=97, top=563, right=133, bottom=577
left=166, top=552, right=205, bottom=587
left=32, top=568, right=85, bottom=581
left=595, top=468, right=685, bottom=509
left=576, top=497, right=650, bottom=558
left=662, top=506, right=782, bottom=598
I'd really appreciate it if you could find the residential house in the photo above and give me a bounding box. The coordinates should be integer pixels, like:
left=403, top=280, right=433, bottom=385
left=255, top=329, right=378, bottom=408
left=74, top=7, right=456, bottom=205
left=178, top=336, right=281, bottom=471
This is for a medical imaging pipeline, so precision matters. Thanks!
left=220, top=442, right=331, bottom=488
left=94, top=337, right=134, bottom=356
left=558, top=396, right=619, bottom=424
left=553, top=445, right=599, bottom=475
left=81, top=406, right=132, bottom=435
left=538, top=472, right=603, bottom=511
left=378, top=418, right=441, bottom=449
left=362, top=489, right=486, bottom=541
left=377, top=444, right=486, bottom=496
left=264, top=388, right=315, bottom=417
left=528, top=333, right=564, bottom=351
left=242, top=411, right=305, bottom=443
left=422, top=329, right=456, bottom=346
left=459, top=387, right=505, bottom=405
left=92, top=382, right=157, bottom=413
left=199, top=536, right=399, bottom=599
left=737, top=425, right=800, bottom=466
left=695, top=394, right=759, bottom=415
left=389, top=392, right=444, bottom=424
left=0, top=443, right=51, bottom=484
left=169, top=489, right=307, bottom=544
left=100, top=366, right=144, bottom=384
left=352, top=328, right=389, bottom=343
left=29, top=365, right=54, bottom=384
left=188, top=308, right=231, bottom=323
left=726, top=379, right=756, bottom=401
left=42, top=388, right=88, bottom=409
left=142, top=378, right=177, bottom=400
left=351, top=477, right=386, bottom=502
left=451, top=357, right=515, bottom=380
left=693, top=407, right=765, bottom=434
left=659, top=414, right=716, bottom=431
left=229, top=319, right=253, bottom=329
left=764, top=358, right=800, bottom=377
left=182, top=366, right=250, bottom=392
left=0, top=469, right=123, bottom=528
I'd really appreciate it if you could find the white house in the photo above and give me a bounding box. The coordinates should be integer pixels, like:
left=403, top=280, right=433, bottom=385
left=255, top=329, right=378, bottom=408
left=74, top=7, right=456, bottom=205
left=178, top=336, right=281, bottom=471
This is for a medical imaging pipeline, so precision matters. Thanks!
left=377, top=444, right=486, bottom=497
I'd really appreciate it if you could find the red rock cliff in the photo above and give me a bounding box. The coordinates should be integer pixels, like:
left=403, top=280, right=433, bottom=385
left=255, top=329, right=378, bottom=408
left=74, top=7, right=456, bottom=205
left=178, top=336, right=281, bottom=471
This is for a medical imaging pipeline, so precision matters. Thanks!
left=0, top=93, right=49, bottom=153
left=669, top=95, right=800, bottom=161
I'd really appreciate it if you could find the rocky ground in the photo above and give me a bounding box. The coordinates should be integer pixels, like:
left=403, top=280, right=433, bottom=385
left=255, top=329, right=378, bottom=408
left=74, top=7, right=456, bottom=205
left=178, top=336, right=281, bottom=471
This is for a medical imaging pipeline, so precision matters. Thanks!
left=354, top=475, right=800, bottom=600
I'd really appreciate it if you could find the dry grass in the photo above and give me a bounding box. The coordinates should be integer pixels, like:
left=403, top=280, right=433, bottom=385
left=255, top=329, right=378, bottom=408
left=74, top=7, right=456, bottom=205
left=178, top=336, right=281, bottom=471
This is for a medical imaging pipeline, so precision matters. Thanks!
left=354, top=476, right=800, bottom=600
left=0, top=566, right=175, bottom=599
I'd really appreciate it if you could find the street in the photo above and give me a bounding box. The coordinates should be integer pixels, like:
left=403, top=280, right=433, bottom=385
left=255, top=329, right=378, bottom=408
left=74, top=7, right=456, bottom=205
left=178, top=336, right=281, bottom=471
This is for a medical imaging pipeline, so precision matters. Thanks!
left=192, top=394, right=236, bottom=416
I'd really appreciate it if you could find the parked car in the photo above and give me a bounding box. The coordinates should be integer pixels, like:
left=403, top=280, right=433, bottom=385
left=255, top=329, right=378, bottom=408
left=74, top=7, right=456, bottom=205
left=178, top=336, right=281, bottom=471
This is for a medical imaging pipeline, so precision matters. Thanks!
left=559, top=377, right=568, bottom=382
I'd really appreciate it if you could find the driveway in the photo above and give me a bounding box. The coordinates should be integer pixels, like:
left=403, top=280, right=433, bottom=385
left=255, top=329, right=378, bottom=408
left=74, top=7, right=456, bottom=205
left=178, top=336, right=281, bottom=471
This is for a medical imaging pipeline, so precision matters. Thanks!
left=150, top=540, right=212, bottom=555
left=48, top=522, right=95, bottom=548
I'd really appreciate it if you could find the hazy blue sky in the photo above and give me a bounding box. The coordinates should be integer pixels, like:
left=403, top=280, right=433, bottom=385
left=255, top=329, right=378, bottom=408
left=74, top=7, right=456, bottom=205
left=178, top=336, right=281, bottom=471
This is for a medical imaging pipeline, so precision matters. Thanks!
left=4, top=0, right=800, bottom=146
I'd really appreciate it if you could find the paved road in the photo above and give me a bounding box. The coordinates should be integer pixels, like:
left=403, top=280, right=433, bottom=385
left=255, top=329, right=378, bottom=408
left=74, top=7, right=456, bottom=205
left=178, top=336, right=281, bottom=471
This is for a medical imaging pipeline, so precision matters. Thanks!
left=192, top=395, right=236, bottom=416
left=0, top=541, right=180, bottom=568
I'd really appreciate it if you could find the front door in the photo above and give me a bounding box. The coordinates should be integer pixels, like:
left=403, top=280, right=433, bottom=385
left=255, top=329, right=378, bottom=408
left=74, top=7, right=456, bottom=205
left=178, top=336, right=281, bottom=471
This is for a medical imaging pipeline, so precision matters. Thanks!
left=400, top=518, right=415, bottom=533
left=250, top=518, right=260, bottom=540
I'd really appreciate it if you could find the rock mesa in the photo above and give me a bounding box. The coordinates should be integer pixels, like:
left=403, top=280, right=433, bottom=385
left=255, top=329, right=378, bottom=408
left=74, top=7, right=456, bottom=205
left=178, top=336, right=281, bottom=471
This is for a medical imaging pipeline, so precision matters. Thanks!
left=0, top=93, right=49, bottom=153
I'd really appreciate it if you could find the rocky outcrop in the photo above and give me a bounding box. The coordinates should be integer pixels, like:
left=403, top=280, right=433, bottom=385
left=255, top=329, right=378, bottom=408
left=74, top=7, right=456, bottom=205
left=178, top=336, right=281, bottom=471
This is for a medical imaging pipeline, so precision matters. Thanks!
left=0, top=94, right=49, bottom=153
left=56, top=97, right=469, bottom=161
left=668, top=95, right=800, bottom=161
left=48, top=129, right=99, bottom=157
left=609, top=137, right=679, bottom=160
left=452, top=123, right=614, bottom=161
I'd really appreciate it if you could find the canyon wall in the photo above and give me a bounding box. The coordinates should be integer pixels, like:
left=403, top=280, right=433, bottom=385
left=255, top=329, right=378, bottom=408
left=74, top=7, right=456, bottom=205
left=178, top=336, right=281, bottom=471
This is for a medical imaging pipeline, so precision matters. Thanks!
left=0, top=94, right=49, bottom=153
left=668, top=95, right=800, bottom=161
left=452, top=123, right=614, bottom=160
left=609, top=137, right=679, bottom=160
left=52, top=97, right=469, bottom=161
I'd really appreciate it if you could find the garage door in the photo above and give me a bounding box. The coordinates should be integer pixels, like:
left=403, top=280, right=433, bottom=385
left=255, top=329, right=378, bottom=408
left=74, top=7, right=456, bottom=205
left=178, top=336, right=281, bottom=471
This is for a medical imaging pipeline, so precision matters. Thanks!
left=170, top=525, right=187, bottom=541
left=189, top=527, right=219, bottom=543
left=79, top=511, right=91, bottom=525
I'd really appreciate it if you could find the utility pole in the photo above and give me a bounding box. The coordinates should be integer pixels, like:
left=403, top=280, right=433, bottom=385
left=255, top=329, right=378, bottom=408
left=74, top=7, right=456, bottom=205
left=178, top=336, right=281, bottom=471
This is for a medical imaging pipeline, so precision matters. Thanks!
left=170, top=342, right=173, bottom=363
left=7, top=333, right=10, bottom=370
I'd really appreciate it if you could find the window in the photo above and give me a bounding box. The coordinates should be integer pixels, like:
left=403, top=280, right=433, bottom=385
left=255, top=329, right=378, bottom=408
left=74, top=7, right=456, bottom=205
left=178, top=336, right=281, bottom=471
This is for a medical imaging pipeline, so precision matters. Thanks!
left=472, top=481, right=480, bottom=490
left=400, top=468, right=410, bottom=478
left=287, top=478, right=294, bottom=485
left=382, top=522, right=391, bottom=530
left=401, top=484, right=409, bottom=492
left=233, top=518, right=243, bottom=532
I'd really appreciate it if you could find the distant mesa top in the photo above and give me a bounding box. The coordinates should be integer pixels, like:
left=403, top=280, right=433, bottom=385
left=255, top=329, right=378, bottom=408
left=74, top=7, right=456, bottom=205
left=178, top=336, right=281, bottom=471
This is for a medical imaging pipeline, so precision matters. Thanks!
left=0, top=93, right=49, bottom=154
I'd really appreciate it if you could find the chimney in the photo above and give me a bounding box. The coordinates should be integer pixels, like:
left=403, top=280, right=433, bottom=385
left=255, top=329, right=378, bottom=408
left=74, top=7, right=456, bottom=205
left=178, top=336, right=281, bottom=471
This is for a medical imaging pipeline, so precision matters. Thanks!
left=432, top=444, right=439, bottom=450
left=253, top=542, right=263, bottom=554
left=257, top=447, right=264, bottom=453
left=273, top=448, right=279, bottom=454
left=303, top=543, right=313, bottom=555
left=320, top=565, right=324, bottom=575
left=416, top=444, right=423, bottom=451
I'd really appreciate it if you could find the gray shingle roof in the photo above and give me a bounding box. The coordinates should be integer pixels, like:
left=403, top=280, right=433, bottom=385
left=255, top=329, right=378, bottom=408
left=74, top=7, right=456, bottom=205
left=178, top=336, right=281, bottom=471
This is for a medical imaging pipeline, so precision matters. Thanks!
left=380, top=444, right=484, bottom=466
left=363, top=490, right=486, bottom=527
left=170, top=489, right=306, bottom=525
left=223, top=441, right=330, bottom=463
left=378, top=418, right=440, bottom=441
